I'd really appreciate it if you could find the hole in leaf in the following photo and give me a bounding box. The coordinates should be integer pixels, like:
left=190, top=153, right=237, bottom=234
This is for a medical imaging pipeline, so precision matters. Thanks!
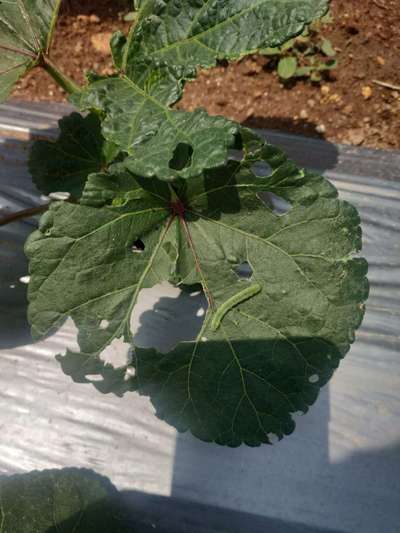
left=259, top=192, right=292, bottom=215
left=251, top=161, right=272, bottom=177
left=131, top=239, right=145, bottom=253
left=99, top=337, right=132, bottom=368
left=228, top=149, right=244, bottom=161
left=86, top=374, right=103, bottom=382
left=100, top=319, right=109, bottom=330
left=227, top=131, right=244, bottom=161
left=131, top=282, right=207, bottom=353
left=234, top=261, right=253, bottom=280
left=169, top=142, right=194, bottom=171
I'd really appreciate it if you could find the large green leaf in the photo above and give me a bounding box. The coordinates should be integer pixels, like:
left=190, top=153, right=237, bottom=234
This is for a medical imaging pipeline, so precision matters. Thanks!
left=0, top=468, right=133, bottom=532
left=29, top=112, right=119, bottom=199
left=26, top=131, right=368, bottom=446
left=125, top=0, right=329, bottom=81
left=0, top=0, right=61, bottom=102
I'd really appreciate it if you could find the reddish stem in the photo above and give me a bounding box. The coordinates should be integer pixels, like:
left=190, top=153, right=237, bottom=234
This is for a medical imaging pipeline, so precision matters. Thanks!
left=0, top=43, right=36, bottom=59
left=0, top=204, right=49, bottom=227
left=177, top=210, right=215, bottom=310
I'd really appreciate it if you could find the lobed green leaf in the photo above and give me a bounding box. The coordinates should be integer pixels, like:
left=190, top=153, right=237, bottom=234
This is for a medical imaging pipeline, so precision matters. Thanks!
left=26, top=130, right=368, bottom=446
left=0, top=0, right=61, bottom=102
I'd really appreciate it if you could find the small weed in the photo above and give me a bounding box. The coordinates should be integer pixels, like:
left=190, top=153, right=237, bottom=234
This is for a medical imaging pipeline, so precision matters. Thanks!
left=261, top=13, right=337, bottom=82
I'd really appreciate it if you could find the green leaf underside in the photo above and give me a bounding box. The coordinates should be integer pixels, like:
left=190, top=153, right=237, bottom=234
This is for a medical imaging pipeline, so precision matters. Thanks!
left=26, top=131, right=369, bottom=446
left=75, top=0, right=329, bottom=181
left=28, top=112, right=119, bottom=199
left=0, top=468, right=132, bottom=532
left=0, top=0, right=61, bottom=102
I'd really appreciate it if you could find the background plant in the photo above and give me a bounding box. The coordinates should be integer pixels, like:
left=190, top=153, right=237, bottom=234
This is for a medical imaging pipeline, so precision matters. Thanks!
left=0, top=0, right=368, bottom=447
left=261, top=13, right=337, bottom=81
left=0, top=468, right=132, bottom=532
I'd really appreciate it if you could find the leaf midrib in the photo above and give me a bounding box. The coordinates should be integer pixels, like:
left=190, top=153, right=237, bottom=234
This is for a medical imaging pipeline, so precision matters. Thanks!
left=121, top=75, right=200, bottom=145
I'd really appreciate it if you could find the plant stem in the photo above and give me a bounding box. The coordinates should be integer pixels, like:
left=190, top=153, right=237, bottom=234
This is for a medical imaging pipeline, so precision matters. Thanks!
left=179, top=214, right=215, bottom=310
left=0, top=204, right=49, bottom=227
left=42, top=57, right=81, bottom=95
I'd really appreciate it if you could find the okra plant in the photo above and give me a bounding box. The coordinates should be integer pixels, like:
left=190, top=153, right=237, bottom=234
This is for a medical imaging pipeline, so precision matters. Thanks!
left=0, top=0, right=368, bottom=447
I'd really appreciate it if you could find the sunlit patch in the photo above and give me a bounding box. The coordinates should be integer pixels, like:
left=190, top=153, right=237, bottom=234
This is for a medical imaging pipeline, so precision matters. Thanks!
left=124, top=366, right=136, bottom=380
left=48, top=191, right=71, bottom=201
left=131, top=282, right=207, bottom=353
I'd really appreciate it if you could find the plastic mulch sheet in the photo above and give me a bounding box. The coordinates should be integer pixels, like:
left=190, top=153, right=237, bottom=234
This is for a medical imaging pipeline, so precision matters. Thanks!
left=0, top=102, right=399, bottom=533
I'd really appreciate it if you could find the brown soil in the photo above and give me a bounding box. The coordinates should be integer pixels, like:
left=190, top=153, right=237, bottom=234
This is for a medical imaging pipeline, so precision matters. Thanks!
left=11, top=0, right=400, bottom=151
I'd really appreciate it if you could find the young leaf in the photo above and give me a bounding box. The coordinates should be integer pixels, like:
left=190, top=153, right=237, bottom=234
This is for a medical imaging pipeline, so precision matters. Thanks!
left=29, top=112, right=119, bottom=199
left=0, top=0, right=61, bottom=102
left=77, top=77, right=238, bottom=181
left=123, top=11, right=138, bottom=23
left=278, top=56, right=298, bottom=79
left=26, top=131, right=368, bottom=446
left=321, top=37, right=336, bottom=57
left=310, top=70, right=322, bottom=82
left=295, top=65, right=313, bottom=77
left=317, top=58, right=337, bottom=71
left=0, top=468, right=132, bottom=532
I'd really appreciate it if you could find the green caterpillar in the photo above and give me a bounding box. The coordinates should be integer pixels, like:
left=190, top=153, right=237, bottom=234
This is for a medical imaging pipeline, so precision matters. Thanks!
left=211, top=283, right=262, bottom=331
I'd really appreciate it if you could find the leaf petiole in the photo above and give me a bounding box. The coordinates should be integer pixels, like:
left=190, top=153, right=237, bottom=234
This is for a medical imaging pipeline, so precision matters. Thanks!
left=0, top=204, right=49, bottom=227
left=41, top=56, right=81, bottom=95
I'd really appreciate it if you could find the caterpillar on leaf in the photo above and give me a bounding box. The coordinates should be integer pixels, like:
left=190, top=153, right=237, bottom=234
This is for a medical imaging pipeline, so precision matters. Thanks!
left=211, top=283, right=262, bottom=331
